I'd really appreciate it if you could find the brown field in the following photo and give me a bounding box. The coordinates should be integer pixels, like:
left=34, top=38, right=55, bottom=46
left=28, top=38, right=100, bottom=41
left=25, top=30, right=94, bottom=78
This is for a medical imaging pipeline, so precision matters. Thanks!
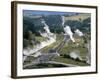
left=65, top=13, right=90, bottom=21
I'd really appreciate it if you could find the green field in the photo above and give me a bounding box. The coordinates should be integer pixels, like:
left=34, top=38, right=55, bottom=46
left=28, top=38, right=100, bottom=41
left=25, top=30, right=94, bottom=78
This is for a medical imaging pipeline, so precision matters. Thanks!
left=39, top=34, right=89, bottom=66
left=24, top=34, right=90, bottom=67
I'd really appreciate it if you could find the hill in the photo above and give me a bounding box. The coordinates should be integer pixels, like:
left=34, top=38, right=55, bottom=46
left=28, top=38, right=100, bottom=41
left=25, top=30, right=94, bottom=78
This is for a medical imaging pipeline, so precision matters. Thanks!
left=65, top=13, right=90, bottom=21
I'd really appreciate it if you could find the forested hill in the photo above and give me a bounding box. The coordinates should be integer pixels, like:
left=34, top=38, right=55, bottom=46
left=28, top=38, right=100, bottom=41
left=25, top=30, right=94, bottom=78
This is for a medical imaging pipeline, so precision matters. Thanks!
left=23, top=13, right=91, bottom=36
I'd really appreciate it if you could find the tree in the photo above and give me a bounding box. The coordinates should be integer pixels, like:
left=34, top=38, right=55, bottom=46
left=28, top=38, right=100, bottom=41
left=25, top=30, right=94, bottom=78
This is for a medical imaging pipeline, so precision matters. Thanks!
left=23, top=39, right=29, bottom=48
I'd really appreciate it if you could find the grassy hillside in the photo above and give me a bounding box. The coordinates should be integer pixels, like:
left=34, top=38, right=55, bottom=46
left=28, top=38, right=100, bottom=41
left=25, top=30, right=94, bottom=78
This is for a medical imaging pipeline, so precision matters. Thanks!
left=65, top=13, right=91, bottom=21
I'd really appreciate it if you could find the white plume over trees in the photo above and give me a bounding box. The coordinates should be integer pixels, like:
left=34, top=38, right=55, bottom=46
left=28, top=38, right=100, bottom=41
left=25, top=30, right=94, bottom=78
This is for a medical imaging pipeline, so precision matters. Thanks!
left=23, top=19, right=56, bottom=62
left=61, top=16, right=75, bottom=42
left=75, top=29, right=84, bottom=37
left=40, top=19, right=56, bottom=39
left=64, top=26, right=75, bottom=42
left=61, top=16, right=65, bottom=27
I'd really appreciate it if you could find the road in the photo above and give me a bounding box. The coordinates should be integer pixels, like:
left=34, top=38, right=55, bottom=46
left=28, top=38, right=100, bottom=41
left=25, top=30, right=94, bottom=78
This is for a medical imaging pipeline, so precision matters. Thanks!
left=23, top=61, right=78, bottom=69
left=54, top=35, right=69, bottom=53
